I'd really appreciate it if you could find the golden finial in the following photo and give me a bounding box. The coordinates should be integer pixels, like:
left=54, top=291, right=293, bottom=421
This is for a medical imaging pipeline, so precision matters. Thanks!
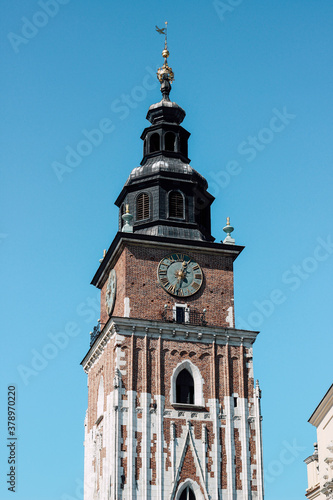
left=156, top=21, right=174, bottom=86
left=223, top=217, right=235, bottom=245
left=163, top=21, right=168, bottom=53
left=125, top=204, right=129, bottom=213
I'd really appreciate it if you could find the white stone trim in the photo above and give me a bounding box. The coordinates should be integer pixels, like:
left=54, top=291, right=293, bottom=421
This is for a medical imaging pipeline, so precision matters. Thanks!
left=83, top=413, right=94, bottom=500
left=127, top=390, right=136, bottom=499
left=225, top=396, right=236, bottom=500
left=226, top=306, right=234, bottom=328
left=141, top=392, right=151, bottom=499
left=239, top=398, right=250, bottom=499
left=97, top=376, right=104, bottom=418
left=254, top=382, right=264, bottom=500
left=175, top=479, right=205, bottom=500
left=211, top=399, right=221, bottom=499
left=173, top=303, right=190, bottom=323
left=156, top=395, right=164, bottom=500
left=170, top=421, right=210, bottom=500
left=202, top=424, right=207, bottom=488
left=170, top=360, right=205, bottom=407
left=124, top=297, right=130, bottom=317
left=113, top=368, right=122, bottom=499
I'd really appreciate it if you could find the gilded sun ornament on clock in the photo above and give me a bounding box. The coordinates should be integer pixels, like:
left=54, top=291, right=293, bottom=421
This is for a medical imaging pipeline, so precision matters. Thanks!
left=105, top=268, right=117, bottom=315
left=157, top=253, right=203, bottom=297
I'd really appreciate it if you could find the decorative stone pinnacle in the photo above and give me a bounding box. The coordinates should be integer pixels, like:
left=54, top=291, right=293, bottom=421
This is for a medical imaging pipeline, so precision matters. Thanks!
left=122, top=205, right=133, bottom=233
left=223, top=217, right=235, bottom=245
left=99, top=249, right=106, bottom=263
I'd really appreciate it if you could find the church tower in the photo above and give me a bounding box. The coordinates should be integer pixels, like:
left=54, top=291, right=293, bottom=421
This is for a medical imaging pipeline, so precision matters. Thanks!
left=81, top=30, right=264, bottom=500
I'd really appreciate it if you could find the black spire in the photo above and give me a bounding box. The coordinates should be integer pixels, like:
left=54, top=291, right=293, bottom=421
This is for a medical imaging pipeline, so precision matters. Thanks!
left=115, top=29, right=215, bottom=242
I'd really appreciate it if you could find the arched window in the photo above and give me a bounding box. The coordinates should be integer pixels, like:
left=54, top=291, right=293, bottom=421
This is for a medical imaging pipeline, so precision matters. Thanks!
left=171, top=360, right=204, bottom=407
left=136, top=193, right=150, bottom=221
left=149, top=133, right=160, bottom=153
left=179, top=486, right=196, bottom=500
left=176, top=369, right=194, bottom=404
left=169, top=191, right=184, bottom=219
left=165, top=131, right=176, bottom=152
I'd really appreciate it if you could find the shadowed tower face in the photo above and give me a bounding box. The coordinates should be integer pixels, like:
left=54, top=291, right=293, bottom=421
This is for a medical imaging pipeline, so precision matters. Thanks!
left=81, top=28, right=264, bottom=500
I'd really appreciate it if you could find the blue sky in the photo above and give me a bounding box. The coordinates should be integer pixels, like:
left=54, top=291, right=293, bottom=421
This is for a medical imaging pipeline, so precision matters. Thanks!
left=1, top=1, right=332, bottom=499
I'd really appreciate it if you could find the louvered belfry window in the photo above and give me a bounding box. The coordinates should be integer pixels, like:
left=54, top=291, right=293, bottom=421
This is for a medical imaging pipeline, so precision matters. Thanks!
left=169, top=191, right=184, bottom=218
left=136, top=193, right=149, bottom=220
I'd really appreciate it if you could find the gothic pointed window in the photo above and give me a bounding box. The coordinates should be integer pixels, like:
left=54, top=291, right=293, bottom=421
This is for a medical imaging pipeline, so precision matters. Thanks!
left=169, top=190, right=184, bottom=219
left=149, top=133, right=160, bottom=153
left=179, top=486, right=196, bottom=500
left=176, top=369, right=194, bottom=404
left=136, top=193, right=150, bottom=221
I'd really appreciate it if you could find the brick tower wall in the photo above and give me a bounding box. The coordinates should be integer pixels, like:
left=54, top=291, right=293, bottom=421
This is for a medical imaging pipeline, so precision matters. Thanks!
left=83, top=325, right=263, bottom=500
left=100, top=243, right=235, bottom=329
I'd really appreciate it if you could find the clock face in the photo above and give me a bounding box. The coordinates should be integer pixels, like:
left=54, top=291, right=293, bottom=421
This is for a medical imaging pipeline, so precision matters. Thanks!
left=157, top=253, right=203, bottom=297
left=105, top=269, right=117, bottom=315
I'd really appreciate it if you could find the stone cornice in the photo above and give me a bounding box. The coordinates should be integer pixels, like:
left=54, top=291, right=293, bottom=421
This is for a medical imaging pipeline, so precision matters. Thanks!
left=309, top=385, right=333, bottom=428
left=80, top=320, right=115, bottom=373
left=305, top=484, right=320, bottom=496
left=304, top=454, right=318, bottom=465
left=80, top=316, right=259, bottom=373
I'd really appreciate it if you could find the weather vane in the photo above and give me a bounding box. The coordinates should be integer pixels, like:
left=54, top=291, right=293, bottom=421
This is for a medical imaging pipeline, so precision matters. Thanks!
left=155, top=21, right=174, bottom=95
left=155, top=21, right=168, bottom=50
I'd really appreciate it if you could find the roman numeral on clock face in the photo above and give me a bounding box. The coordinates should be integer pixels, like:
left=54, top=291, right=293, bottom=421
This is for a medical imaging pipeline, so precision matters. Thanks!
left=158, top=253, right=203, bottom=296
